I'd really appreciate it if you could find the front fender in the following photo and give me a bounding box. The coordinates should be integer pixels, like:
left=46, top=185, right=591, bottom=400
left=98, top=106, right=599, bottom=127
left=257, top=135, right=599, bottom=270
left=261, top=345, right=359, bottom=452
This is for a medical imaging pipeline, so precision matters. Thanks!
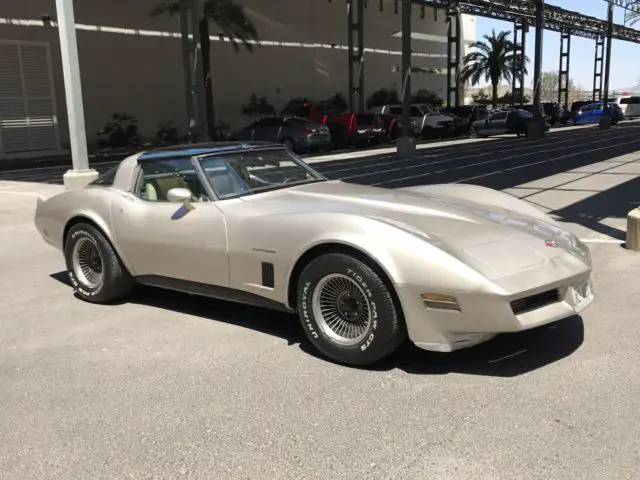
left=398, top=183, right=552, bottom=221
left=282, top=214, right=489, bottom=301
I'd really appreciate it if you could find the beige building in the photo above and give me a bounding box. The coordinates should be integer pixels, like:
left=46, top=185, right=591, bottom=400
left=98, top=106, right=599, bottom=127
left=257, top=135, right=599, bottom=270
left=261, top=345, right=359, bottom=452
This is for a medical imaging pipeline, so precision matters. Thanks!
left=0, top=0, right=476, bottom=160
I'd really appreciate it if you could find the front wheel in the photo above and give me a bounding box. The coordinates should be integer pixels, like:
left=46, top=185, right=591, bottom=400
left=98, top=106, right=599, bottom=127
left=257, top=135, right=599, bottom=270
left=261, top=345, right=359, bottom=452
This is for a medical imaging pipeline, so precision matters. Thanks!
left=296, top=253, right=407, bottom=366
left=64, top=222, right=134, bottom=303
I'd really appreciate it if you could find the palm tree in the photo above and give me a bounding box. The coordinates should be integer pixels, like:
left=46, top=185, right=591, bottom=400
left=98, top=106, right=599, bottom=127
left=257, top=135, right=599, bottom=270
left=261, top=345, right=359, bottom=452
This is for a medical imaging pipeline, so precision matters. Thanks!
left=460, top=29, right=529, bottom=108
left=151, top=0, right=259, bottom=139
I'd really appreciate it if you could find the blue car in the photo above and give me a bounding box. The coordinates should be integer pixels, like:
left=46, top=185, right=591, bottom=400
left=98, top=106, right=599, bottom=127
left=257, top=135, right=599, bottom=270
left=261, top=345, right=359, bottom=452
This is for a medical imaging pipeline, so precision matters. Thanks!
left=574, top=101, right=624, bottom=125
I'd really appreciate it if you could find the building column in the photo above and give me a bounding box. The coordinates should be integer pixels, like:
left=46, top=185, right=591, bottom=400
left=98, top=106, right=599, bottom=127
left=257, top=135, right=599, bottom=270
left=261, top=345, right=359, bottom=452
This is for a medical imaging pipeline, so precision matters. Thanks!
left=55, top=0, right=98, bottom=188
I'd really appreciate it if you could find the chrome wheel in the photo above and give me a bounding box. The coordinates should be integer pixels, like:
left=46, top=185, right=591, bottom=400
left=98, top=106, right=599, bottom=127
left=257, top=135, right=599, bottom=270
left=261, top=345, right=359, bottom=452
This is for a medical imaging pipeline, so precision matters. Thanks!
left=71, top=237, right=103, bottom=289
left=311, top=273, right=372, bottom=346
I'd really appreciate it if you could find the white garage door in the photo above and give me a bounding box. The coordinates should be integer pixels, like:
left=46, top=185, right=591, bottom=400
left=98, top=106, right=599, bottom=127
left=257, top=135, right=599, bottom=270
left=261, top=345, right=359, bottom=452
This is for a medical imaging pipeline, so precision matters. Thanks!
left=0, top=40, right=60, bottom=156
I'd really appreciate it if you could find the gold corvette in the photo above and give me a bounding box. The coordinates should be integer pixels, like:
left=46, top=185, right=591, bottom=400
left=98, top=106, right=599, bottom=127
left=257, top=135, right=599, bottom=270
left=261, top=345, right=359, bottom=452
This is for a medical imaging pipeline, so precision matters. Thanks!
left=34, top=142, right=594, bottom=366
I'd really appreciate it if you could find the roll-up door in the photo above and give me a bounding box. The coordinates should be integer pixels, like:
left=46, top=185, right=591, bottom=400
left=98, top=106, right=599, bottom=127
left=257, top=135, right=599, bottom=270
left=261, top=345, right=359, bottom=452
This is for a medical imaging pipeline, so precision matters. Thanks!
left=0, top=40, right=60, bottom=156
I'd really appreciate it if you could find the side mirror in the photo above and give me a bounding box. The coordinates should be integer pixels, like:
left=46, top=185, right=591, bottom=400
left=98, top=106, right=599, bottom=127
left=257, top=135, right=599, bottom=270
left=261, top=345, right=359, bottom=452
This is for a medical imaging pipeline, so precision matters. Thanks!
left=167, top=187, right=194, bottom=210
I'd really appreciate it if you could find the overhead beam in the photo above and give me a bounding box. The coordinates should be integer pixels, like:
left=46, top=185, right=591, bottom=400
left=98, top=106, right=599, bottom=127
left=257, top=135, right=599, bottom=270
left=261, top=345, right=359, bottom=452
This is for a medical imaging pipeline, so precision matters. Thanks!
left=413, top=0, right=640, bottom=44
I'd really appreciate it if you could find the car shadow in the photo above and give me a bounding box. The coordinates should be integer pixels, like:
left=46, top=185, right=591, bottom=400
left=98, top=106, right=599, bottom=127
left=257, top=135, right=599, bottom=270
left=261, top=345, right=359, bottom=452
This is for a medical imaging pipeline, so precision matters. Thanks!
left=50, top=271, right=584, bottom=377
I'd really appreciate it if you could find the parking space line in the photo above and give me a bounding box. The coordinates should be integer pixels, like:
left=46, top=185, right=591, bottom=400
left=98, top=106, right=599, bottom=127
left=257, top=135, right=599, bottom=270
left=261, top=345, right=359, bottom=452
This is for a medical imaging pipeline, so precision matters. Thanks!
left=0, top=190, right=41, bottom=196
left=339, top=128, right=629, bottom=180
left=369, top=129, right=633, bottom=186
left=452, top=138, right=640, bottom=184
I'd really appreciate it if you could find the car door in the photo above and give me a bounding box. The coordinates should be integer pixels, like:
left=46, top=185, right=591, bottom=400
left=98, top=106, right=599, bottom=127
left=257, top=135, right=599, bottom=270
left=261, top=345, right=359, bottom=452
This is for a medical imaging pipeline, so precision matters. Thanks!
left=584, top=104, right=600, bottom=123
left=485, top=111, right=508, bottom=134
left=110, top=156, right=230, bottom=287
left=251, top=117, right=285, bottom=142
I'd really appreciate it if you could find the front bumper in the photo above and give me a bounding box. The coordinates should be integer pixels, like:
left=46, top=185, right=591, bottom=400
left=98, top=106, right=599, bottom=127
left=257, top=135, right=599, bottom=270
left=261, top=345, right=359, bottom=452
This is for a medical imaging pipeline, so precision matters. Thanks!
left=395, top=269, right=593, bottom=353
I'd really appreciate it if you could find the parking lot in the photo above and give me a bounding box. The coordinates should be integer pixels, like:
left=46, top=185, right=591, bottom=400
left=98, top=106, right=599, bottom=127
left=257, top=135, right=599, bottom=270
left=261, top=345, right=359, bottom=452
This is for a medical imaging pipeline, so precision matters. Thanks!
left=1, top=123, right=640, bottom=479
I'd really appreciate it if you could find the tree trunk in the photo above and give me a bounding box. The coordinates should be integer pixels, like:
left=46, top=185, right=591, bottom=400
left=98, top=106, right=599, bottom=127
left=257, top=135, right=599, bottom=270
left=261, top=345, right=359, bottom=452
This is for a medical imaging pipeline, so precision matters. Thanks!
left=199, top=18, right=216, bottom=139
left=491, top=81, right=498, bottom=108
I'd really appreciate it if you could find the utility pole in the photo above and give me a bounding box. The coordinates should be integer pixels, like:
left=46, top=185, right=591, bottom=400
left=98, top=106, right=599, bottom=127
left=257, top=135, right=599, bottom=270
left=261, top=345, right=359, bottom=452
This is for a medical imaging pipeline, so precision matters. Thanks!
left=54, top=0, right=98, bottom=188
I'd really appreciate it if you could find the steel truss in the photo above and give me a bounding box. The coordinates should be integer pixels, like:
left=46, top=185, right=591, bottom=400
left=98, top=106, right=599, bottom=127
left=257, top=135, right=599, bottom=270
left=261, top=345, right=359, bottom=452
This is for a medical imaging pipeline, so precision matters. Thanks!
left=558, top=28, right=571, bottom=108
left=592, top=34, right=605, bottom=101
left=446, top=5, right=462, bottom=107
left=414, top=0, right=640, bottom=44
left=511, top=21, right=528, bottom=107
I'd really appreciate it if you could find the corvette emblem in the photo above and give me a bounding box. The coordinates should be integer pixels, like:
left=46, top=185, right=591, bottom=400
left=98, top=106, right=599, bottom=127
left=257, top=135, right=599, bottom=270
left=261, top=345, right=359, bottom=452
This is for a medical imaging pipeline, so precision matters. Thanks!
left=545, top=240, right=559, bottom=248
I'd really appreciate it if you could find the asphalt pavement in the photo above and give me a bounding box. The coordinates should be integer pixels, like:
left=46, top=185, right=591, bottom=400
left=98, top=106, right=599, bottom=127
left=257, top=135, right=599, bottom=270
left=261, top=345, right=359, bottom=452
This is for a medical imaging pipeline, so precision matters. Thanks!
left=1, top=123, right=640, bottom=479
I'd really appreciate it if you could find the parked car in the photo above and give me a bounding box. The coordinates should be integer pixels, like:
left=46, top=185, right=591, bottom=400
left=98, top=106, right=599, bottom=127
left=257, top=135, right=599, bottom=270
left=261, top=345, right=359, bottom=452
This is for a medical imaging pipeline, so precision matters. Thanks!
left=376, top=104, right=455, bottom=139
left=540, top=102, right=572, bottom=126
left=574, top=101, right=623, bottom=125
left=440, top=105, right=490, bottom=135
left=615, top=95, right=640, bottom=119
left=280, top=101, right=361, bottom=148
left=35, top=141, right=593, bottom=366
left=229, top=116, right=332, bottom=153
left=351, top=113, right=388, bottom=146
left=469, top=108, right=550, bottom=138
left=377, top=113, right=415, bottom=142
left=569, top=99, right=599, bottom=124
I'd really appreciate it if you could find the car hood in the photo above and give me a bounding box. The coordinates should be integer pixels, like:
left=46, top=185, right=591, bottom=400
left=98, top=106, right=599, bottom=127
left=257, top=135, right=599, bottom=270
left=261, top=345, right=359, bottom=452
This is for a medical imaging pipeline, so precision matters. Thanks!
left=239, top=180, right=590, bottom=279
left=242, top=180, right=569, bottom=243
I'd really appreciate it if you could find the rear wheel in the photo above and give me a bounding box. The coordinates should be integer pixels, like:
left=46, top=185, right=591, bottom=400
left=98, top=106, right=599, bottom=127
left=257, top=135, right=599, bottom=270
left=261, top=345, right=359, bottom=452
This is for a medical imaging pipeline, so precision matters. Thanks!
left=64, top=222, right=134, bottom=303
left=296, top=253, right=406, bottom=366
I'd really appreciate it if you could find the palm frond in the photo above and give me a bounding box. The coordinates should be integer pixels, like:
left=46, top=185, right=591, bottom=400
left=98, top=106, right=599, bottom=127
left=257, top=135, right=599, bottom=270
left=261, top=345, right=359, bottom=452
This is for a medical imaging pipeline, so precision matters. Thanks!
left=150, top=0, right=259, bottom=51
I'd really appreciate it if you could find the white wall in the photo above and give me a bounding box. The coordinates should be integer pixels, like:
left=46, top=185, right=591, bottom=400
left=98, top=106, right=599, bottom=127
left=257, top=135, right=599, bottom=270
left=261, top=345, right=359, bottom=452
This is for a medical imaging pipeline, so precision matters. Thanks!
left=0, top=0, right=472, bottom=149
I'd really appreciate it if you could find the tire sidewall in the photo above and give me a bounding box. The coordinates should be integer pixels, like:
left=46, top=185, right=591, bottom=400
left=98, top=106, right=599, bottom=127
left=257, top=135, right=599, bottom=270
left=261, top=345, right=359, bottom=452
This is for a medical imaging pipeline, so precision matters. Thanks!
left=297, top=254, right=401, bottom=364
left=64, top=225, right=108, bottom=299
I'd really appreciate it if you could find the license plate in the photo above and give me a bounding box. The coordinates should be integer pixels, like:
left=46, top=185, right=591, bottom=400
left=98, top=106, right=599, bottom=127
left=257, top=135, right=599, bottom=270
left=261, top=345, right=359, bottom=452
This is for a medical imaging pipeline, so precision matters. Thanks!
left=572, top=280, right=591, bottom=311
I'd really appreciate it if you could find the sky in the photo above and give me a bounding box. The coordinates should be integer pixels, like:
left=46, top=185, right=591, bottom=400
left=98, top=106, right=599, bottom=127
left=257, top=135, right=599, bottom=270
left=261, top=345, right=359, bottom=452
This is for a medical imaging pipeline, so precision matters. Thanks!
left=473, top=0, right=640, bottom=91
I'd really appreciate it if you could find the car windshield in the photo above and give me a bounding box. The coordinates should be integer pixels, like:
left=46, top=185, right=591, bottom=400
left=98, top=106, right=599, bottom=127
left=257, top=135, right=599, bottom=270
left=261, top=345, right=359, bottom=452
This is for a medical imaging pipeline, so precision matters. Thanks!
left=198, top=148, right=326, bottom=199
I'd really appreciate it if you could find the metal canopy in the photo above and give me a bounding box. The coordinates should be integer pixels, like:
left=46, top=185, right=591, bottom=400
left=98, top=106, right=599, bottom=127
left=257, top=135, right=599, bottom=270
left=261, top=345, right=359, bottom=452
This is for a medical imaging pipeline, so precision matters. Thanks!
left=414, top=0, right=640, bottom=44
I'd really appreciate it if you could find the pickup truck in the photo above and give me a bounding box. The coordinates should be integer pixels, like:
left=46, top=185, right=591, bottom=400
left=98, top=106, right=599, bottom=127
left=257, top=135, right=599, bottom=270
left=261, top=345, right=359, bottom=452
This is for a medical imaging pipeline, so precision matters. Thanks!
left=375, top=104, right=455, bottom=139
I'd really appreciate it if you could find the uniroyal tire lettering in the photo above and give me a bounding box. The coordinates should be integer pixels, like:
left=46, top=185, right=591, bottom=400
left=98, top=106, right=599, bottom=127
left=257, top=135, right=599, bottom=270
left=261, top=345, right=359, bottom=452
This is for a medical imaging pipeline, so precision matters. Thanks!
left=346, top=266, right=382, bottom=349
left=361, top=333, right=375, bottom=351
left=300, top=281, right=318, bottom=338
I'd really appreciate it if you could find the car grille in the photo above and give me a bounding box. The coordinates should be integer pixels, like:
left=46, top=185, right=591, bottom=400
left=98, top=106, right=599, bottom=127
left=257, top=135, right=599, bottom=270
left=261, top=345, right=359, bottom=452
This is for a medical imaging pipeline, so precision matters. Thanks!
left=510, top=289, right=560, bottom=315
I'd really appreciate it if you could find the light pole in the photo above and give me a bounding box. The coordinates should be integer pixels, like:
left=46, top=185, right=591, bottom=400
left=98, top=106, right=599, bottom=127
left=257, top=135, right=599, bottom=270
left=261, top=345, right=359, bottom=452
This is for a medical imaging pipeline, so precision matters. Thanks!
left=54, top=0, right=99, bottom=188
